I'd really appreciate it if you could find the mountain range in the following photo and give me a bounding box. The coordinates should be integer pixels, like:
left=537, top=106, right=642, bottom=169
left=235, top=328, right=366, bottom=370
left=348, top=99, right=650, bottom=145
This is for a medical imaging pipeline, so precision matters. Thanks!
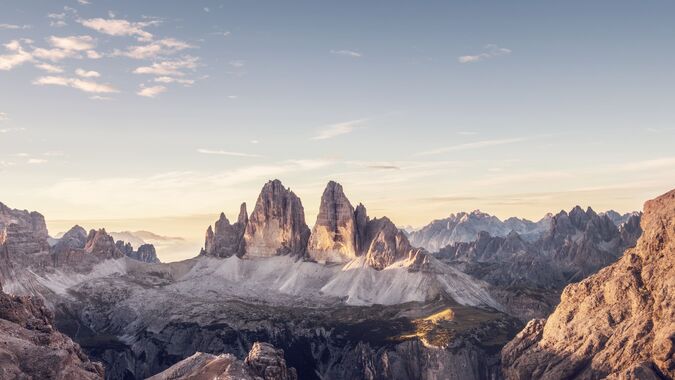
left=0, top=181, right=670, bottom=380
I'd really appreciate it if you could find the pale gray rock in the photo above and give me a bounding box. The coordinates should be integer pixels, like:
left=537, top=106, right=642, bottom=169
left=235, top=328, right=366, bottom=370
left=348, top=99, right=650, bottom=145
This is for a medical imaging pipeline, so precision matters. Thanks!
left=244, top=180, right=310, bottom=257
left=0, top=201, right=49, bottom=256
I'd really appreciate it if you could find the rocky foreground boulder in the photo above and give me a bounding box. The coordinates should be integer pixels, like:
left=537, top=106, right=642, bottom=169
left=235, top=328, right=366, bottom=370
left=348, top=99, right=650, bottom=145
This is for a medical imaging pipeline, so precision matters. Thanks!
left=148, top=342, right=297, bottom=380
left=501, top=189, right=675, bottom=379
left=0, top=283, right=104, bottom=379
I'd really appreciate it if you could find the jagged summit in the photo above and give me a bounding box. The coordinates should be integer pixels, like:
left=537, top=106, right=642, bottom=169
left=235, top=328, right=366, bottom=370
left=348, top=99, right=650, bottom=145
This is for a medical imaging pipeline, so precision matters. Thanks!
left=501, top=188, right=675, bottom=379
left=244, top=180, right=311, bottom=257
left=201, top=180, right=425, bottom=271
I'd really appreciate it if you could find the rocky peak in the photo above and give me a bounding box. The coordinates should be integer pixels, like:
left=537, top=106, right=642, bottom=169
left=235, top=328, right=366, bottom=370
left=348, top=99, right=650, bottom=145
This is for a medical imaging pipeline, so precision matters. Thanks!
left=0, top=201, right=49, bottom=255
left=308, top=181, right=359, bottom=263
left=202, top=204, right=248, bottom=258
left=115, top=240, right=160, bottom=263
left=501, top=188, right=675, bottom=379
left=84, top=229, right=124, bottom=259
left=362, top=216, right=422, bottom=270
left=243, top=180, right=310, bottom=257
left=245, top=342, right=298, bottom=380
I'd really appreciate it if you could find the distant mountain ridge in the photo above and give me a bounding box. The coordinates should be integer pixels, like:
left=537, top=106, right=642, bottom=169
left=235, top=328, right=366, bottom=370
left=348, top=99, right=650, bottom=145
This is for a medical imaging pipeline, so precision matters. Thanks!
left=407, top=208, right=638, bottom=253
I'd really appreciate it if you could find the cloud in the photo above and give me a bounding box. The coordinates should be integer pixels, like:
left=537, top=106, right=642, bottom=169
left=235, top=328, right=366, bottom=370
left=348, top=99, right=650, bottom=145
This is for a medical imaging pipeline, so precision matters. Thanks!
left=366, top=165, right=401, bottom=170
left=312, top=119, right=367, bottom=140
left=414, top=137, right=528, bottom=156
left=48, top=13, right=67, bottom=27
left=90, top=95, right=113, bottom=101
left=0, top=23, right=31, bottom=30
left=203, top=7, right=210, bottom=12
left=48, top=35, right=95, bottom=51
left=27, top=158, right=48, bottom=164
left=114, top=38, right=193, bottom=59
left=153, top=76, right=194, bottom=85
left=0, top=40, right=33, bottom=70
left=75, top=68, right=100, bottom=78
left=78, top=17, right=157, bottom=41
left=32, top=76, right=118, bottom=93
left=330, top=49, right=362, bottom=58
left=0, top=112, right=7, bottom=121
left=34, top=62, right=64, bottom=73
left=77, top=0, right=91, bottom=4
left=133, top=56, right=198, bottom=76
left=196, top=148, right=263, bottom=158
left=229, top=60, right=245, bottom=68
left=458, top=44, right=511, bottom=64
left=137, top=85, right=167, bottom=98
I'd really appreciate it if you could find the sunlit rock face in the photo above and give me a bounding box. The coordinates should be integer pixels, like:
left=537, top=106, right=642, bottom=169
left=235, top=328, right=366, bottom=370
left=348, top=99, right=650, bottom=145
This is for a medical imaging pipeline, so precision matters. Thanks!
left=308, top=181, right=359, bottom=263
left=202, top=203, right=248, bottom=258
left=83, top=229, right=125, bottom=259
left=244, top=180, right=310, bottom=257
left=501, top=188, right=675, bottom=379
left=148, top=342, right=297, bottom=380
left=0, top=202, right=49, bottom=256
left=362, top=216, right=424, bottom=270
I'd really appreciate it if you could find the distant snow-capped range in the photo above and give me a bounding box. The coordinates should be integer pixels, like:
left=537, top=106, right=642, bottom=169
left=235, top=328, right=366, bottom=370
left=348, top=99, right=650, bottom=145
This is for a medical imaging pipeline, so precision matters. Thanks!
left=405, top=209, right=639, bottom=252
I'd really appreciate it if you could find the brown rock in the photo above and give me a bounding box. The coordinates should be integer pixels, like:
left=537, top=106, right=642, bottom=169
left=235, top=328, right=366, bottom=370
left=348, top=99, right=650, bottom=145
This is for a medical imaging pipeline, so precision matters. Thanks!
left=0, top=284, right=104, bottom=379
left=501, top=189, right=675, bottom=379
left=84, top=229, right=125, bottom=259
left=308, top=181, right=359, bottom=263
left=244, top=180, right=310, bottom=257
left=202, top=203, right=248, bottom=258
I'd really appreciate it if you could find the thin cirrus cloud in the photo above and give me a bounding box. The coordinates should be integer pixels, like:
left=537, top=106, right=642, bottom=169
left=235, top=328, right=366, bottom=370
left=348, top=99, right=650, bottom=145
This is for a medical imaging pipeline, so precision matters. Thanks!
left=0, top=112, right=8, bottom=121
left=196, top=148, right=263, bottom=158
left=133, top=56, right=199, bottom=76
left=414, top=137, right=528, bottom=156
left=32, top=76, right=118, bottom=94
left=113, top=38, right=193, bottom=60
left=330, top=49, right=362, bottom=58
left=34, top=62, right=64, bottom=73
left=458, top=44, right=511, bottom=64
left=0, top=23, right=31, bottom=30
left=311, top=119, right=367, bottom=140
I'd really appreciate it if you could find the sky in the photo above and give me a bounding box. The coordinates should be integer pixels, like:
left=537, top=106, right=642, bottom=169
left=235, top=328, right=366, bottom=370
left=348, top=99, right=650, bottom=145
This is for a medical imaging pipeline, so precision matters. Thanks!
left=1, top=1, right=674, bottom=261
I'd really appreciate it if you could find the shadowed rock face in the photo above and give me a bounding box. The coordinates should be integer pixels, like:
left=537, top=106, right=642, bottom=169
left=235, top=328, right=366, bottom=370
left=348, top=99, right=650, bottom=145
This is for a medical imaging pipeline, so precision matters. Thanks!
left=202, top=203, right=248, bottom=258
left=244, top=180, right=311, bottom=257
left=148, top=342, right=297, bottom=380
left=308, top=181, right=359, bottom=263
left=116, top=241, right=161, bottom=263
left=0, top=284, right=104, bottom=380
left=501, top=188, right=675, bottom=379
left=52, top=225, right=88, bottom=255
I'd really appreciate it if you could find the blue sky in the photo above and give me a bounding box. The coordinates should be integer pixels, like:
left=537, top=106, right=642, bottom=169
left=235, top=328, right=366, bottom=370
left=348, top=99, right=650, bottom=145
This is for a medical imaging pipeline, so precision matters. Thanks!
left=1, top=1, right=674, bottom=259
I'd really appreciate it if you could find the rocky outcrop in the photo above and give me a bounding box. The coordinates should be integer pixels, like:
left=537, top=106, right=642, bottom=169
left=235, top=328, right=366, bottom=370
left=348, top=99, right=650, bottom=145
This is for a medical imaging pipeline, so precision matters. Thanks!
left=52, top=225, right=88, bottom=255
left=308, top=181, right=359, bottom=263
left=244, top=180, right=310, bottom=257
left=0, top=201, right=49, bottom=256
left=501, top=188, right=675, bottom=379
left=202, top=203, right=248, bottom=258
left=362, top=215, right=423, bottom=270
left=148, top=342, right=297, bottom=380
left=84, top=229, right=125, bottom=259
left=116, top=241, right=161, bottom=263
left=0, top=284, right=104, bottom=379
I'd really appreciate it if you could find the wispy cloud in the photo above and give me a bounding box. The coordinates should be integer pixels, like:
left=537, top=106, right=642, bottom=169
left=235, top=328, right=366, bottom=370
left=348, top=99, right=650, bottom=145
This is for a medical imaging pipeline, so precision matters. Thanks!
left=617, top=156, right=675, bottom=171
left=78, top=17, right=157, bottom=41
left=330, top=49, right=362, bottom=58
left=133, top=56, right=198, bottom=76
left=0, top=23, right=31, bottom=30
left=458, top=44, right=511, bottom=64
left=27, top=158, right=48, bottom=164
left=75, top=68, right=100, bottom=78
left=137, top=85, right=167, bottom=98
left=34, top=62, right=64, bottom=73
left=32, top=76, right=118, bottom=94
left=0, top=112, right=7, bottom=121
left=0, top=40, right=33, bottom=70
left=415, top=137, right=527, bottom=156
left=48, top=35, right=95, bottom=51
left=197, top=148, right=263, bottom=158
left=312, top=119, right=367, bottom=140
left=113, top=38, right=193, bottom=59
